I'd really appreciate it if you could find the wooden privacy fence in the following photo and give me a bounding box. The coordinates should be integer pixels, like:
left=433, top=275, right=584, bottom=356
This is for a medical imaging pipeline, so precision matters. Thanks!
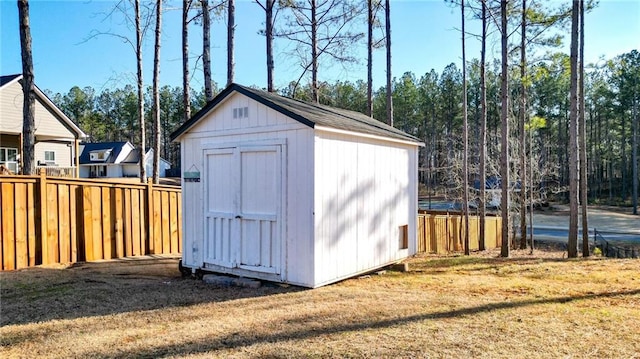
left=417, top=210, right=502, bottom=254
left=1, top=170, right=182, bottom=271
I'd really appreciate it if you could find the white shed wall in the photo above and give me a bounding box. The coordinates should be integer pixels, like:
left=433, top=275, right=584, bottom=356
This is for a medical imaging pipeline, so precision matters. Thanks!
left=180, top=93, right=316, bottom=286
left=313, top=130, right=418, bottom=287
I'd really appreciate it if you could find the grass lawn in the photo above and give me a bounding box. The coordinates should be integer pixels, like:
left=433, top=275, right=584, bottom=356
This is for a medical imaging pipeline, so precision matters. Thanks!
left=1, top=250, right=639, bottom=358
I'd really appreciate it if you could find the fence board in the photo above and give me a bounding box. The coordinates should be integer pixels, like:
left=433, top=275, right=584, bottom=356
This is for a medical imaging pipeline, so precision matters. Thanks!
left=91, top=186, right=103, bottom=260
left=27, top=183, right=36, bottom=266
left=161, top=191, right=170, bottom=253
left=115, top=189, right=124, bottom=258
left=82, top=187, right=94, bottom=261
left=102, top=187, right=113, bottom=260
left=14, top=183, right=28, bottom=269
left=124, top=188, right=133, bottom=257
left=70, top=185, right=79, bottom=263
left=131, top=189, right=141, bottom=256
left=58, top=185, right=71, bottom=264
left=2, top=183, right=16, bottom=270
left=177, top=192, right=183, bottom=253
left=152, top=191, right=161, bottom=254
left=170, top=191, right=179, bottom=253
left=46, top=184, right=59, bottom=264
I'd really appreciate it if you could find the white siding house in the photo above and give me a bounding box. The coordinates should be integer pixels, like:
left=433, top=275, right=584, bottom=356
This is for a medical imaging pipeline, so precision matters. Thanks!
left=171, top=84, right=423, bottom=288
left=78, top=141, right=171, bottom=178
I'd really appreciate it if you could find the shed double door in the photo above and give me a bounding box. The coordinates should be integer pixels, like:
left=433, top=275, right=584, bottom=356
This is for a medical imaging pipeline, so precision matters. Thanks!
left=203, top=144, right=283, bottom=275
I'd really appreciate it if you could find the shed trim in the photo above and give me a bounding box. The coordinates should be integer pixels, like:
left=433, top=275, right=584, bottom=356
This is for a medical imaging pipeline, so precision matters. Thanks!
left=314, top=125, right=425, bottom=147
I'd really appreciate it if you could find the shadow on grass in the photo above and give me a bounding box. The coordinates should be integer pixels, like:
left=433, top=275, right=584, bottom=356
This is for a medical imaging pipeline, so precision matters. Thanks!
left=409, top=255, right=569, bottom=272
left=0, top=258, right=302, bottom=327
left=84, top=288, right=640, bottom=359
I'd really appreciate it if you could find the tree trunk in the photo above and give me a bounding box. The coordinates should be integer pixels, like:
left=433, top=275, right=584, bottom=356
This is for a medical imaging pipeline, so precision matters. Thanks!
left=500, top=0, right=510, bottom=258
left=227, top=0, right=235, bottom=87
left=385, top=0, right=393, bottom=126
left=265, top=0, right=275, bottom=92
left=153, top=0, right=162, bottom=184
left=183, top=0, right=191, bottom=121
left=519, top=0, right=527, bottom=249
left=579, top=0, right=589, bottom=256
left=202, top=0, right=213, bottom=101
left=135, top=0, right=146, bottom=183
left=461, top=0, right=470, bottom=255
left=479, top=0, right=487, bottom=251
left=633, top=94, right=638, bottom=215
left=567, top=0, right=580, bottom=258
left=367, top=0, right=373, bottom=117
left=18, top=0, right=35, bottom=175
left=311, top=0, right=318, bottom=103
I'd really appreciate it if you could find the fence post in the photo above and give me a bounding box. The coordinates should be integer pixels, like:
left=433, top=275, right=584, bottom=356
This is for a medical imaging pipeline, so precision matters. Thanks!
left=147, top=178, right=154, bottom=253
left=38, top=168, right=48, bottom=265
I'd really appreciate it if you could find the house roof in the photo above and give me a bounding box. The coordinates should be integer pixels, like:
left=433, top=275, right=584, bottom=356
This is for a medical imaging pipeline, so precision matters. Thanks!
left=0, top=74, right=21, bottom=87
left=170, top=83, right=422, bottom=144
left=78, top=141, right=130, bottom=164
left=1, top=74, right=87, bottom=139
left=122, top=148, right=171, bottom=165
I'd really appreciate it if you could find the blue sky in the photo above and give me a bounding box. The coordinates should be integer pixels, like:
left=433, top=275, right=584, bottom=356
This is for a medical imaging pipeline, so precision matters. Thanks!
left=1, top=0, right=638, bottom=95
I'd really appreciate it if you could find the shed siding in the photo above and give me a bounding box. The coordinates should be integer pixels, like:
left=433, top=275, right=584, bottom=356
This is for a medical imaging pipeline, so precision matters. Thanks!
left=180, top=93, right=316, bottom=286
left=313, top=131, right=418, bottom=286
left=0, top=81, right=76, bottom=139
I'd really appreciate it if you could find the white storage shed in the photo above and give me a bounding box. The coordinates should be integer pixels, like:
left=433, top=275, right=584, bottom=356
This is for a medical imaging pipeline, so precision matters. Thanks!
left=171, top=84, right=423, bottom=288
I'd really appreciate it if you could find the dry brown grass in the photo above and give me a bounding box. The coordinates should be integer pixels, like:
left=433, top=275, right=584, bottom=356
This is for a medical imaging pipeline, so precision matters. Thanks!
left=1, top=251, right=639, bottom=359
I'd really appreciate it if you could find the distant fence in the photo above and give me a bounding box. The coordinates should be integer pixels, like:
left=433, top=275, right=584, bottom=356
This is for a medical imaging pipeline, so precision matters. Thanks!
left=36, top=166, right=76, bottom=178
left=417, top=210, right=502, bottom=254
left=594, top=229, right=639, bottom=259
left=0, top=170, right=182, bottom=271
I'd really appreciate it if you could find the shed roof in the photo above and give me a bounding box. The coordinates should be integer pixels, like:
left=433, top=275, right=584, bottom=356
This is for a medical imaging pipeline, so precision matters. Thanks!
left=170, top=83, right=422, bottom=144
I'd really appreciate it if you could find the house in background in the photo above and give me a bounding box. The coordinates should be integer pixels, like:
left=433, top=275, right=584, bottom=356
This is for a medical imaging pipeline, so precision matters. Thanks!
left=0, top=74, right=87, bottom=176
left=78, top=141, right=171, bottom=178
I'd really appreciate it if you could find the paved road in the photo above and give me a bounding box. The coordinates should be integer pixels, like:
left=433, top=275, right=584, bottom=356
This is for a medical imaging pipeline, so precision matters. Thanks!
left=530, top=226, right=640, bottom=243
left=532, top=206, right=639, bottom=244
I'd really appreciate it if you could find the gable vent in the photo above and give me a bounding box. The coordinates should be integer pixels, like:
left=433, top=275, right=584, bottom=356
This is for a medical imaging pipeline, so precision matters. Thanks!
left=233, top=106, right=249, bottom=119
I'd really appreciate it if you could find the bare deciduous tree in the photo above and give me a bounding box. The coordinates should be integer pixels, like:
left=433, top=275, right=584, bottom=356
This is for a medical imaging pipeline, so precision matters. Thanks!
left=277, top=0, right=364, bottom=101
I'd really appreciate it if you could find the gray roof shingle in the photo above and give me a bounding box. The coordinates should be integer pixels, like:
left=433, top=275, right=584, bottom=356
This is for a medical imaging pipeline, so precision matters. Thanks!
left=170, top=83, right=422, bottom=144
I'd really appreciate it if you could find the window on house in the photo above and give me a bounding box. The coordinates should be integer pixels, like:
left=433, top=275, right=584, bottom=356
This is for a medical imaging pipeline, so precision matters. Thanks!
left=0, top=147, right=19, bottom=173
left=90, top=150, right=111, bottom=161
left=44, top=151, right=56, bottom=163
